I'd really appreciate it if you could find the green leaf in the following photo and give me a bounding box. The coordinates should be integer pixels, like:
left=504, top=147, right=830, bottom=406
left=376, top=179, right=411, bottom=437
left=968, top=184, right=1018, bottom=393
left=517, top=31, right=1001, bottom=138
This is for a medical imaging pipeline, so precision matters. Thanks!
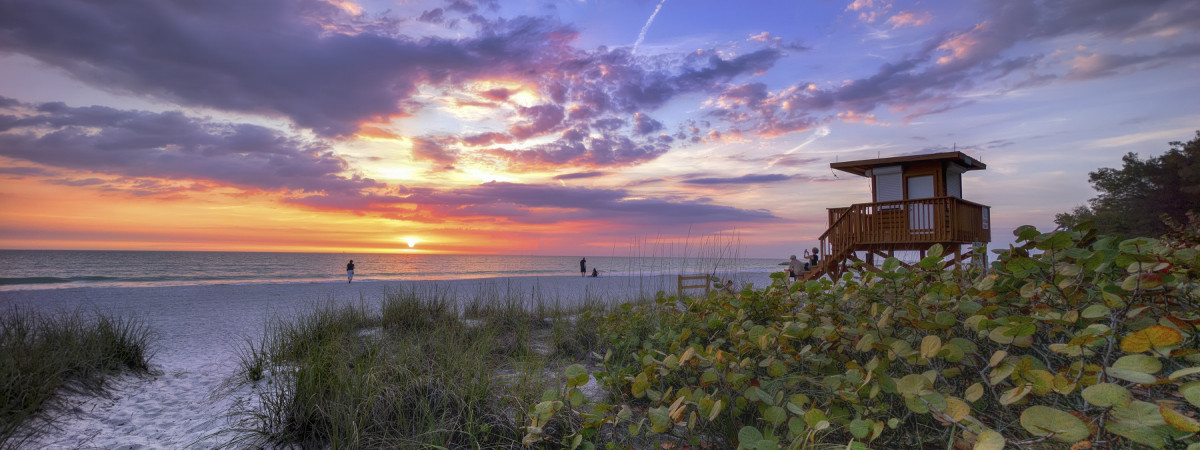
left=1081, top=304, right=1111, bottom=319
left=763, top=406, right=786, bottom=427
left=1036, top=231, right=1074, bottom=250
left=1113, top=354, right=1163, bottom=374
left=896, top=374, right=927, bottom=396
left=1019, top=405, right=1090, bottom=442
left=568, top=387, right=585, bottom=407
left=1106, top=367, right=1158, bottom=384
left=1015, top=225, right=1040, bottom=241
left=738, top=426, right=764, bottom=447
left=928, top=243, right=944, bottom=259
left=849, top=418, right=870, bottom=440
left=1082, top=383, right=1132, bottom=408
left=1181, top=381, right=1200, bottom=408
left=1106, top=421, right=1165, bottom=448
left=881, top=257, right=901, bottom=272
left=803, top=409, right=827, bottom=427
left=565, top=364, right=589, bottom=387
left=787, top=417, right=805, bottom=437
left=1111, top=401, right=1166, bottom=427
left=649, top=406, right=672, bottom=433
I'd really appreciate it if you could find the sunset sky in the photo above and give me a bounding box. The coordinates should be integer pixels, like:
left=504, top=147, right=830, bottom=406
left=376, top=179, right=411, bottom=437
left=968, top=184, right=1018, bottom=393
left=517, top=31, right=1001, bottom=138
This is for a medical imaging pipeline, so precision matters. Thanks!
left=1, top=0, right=1198, bottom=257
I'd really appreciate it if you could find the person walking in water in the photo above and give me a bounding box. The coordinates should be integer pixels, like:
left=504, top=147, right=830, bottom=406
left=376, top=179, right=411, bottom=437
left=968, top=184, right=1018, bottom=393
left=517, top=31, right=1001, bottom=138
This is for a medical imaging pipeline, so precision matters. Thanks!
left=580, top=258, right=587, bottom=277
left=346, top=260, right=355, bottom=283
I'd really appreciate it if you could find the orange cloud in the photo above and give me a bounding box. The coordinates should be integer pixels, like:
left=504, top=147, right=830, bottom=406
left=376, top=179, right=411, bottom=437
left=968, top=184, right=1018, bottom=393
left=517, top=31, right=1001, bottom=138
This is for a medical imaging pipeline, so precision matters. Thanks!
left=846, top=0, right=893, bottom=23
left=836, top=111, right=879, bottom=124
left=887, top=10, right=932, bottom=28
left=936, top=22, right=988, bottom=65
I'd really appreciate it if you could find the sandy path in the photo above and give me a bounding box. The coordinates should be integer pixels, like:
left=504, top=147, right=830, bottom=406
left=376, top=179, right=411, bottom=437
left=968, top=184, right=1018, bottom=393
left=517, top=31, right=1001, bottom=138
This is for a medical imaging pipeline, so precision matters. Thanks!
left=1, top=274, right=771, bottom=448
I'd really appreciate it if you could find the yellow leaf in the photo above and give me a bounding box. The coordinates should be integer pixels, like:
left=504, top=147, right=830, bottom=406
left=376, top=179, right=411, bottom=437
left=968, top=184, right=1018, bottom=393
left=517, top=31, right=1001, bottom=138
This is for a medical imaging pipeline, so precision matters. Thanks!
left=965, top=383, right=985, bottom=402
left=1121, top=325, right=1183, bottom=353
left=989, top=350, right=1007, bottom=367
left=999, top=384, right=1031, bottom=405
left=943, top=397, right=970, bottom=422
left=1160, top=403, right=1200, bottom=433
left=921, top=335, right=943, bottom=359
left=680, top=347, right=695, bottom=364
left=974, top=429, right=1005, bottom=450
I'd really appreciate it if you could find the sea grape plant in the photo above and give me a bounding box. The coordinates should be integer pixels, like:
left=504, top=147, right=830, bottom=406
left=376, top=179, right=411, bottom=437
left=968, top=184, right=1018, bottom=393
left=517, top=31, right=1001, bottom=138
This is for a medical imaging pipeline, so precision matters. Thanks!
left=523, top=224, right=1200, bottom=449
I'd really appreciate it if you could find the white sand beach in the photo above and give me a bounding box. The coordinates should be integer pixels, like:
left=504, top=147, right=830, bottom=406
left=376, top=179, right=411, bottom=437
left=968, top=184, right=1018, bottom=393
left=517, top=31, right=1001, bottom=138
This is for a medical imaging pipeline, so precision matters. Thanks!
left=0, top=273, right=772, bottom=449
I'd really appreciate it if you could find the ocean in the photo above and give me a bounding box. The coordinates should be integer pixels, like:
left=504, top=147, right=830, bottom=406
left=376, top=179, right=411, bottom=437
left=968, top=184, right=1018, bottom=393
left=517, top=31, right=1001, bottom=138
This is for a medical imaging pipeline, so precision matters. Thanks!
left=0, top=250, right=786, bottom=291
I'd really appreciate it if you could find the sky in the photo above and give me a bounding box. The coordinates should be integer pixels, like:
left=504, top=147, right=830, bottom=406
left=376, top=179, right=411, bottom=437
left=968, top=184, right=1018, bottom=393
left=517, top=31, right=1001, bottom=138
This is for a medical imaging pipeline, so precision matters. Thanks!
left=0, top=0, right=1198, bottom=258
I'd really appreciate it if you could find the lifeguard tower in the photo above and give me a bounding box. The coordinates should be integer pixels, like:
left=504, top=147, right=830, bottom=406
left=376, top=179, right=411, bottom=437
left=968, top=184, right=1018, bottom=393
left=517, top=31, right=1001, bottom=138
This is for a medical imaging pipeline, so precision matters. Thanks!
left=804, top=151, right=991, bottom=280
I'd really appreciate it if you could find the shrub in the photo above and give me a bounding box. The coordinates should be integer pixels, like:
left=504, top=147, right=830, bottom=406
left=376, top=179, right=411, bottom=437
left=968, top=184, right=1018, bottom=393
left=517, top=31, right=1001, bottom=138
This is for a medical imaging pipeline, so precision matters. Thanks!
left=531, top=225, right=1200, bottom=449
left=0, top=308, right=152, bottom=446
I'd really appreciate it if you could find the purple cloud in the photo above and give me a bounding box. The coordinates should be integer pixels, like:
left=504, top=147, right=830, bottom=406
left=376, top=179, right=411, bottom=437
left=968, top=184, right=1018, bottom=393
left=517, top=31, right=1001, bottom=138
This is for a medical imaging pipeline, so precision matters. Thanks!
left=553, top=171, right=607, bottom=180
left=684, top=174, right=794, bottom=185
left=0, top=0, right=578, bottom=137
left=0, top=98, right=381, bottom=194
left=374, top=182, right=779, bottom=225
left=711, top=0, right=1200, bottom=135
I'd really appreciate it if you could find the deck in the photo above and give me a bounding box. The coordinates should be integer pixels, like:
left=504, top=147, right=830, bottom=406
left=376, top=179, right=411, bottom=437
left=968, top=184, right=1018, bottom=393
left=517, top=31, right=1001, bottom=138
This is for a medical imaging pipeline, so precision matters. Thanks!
left=805, top=197, right=991, bottom=280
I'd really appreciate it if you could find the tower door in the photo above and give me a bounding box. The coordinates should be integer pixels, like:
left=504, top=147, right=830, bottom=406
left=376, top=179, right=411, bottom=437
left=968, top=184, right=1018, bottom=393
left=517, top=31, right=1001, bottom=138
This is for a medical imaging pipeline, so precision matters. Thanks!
left=907, top=175, right=935, bottom=232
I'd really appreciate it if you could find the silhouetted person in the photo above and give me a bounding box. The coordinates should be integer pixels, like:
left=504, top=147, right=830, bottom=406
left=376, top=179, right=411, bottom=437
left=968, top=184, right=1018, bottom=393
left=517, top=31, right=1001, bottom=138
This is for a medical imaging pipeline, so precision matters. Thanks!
left=346, top=260, right=355, bottom=283
left=580, top=258, right=587, bottom=277
left=591, top=268, right=599, bottom=277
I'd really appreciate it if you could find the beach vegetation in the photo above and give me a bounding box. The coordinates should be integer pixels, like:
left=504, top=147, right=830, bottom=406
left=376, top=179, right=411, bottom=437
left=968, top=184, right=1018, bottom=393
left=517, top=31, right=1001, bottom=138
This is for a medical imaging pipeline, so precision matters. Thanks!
left=226, top=222, right=1200, bottom=448
left=225, top=284, right=606, bottom=449
left=527, top=223, right=1200, bottom=449
left=0, top=308, right=153, bottom=447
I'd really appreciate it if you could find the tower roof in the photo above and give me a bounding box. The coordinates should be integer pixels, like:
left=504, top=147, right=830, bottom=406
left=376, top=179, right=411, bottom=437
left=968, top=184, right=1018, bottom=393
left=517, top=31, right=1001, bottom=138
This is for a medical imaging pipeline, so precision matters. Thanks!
left=830, top=151, right=986, bottom=177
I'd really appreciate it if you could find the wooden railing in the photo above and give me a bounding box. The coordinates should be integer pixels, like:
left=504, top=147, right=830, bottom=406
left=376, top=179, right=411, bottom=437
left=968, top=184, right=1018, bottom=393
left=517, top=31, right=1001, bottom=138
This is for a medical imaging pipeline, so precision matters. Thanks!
left=817, top=197, right=991, bottom=265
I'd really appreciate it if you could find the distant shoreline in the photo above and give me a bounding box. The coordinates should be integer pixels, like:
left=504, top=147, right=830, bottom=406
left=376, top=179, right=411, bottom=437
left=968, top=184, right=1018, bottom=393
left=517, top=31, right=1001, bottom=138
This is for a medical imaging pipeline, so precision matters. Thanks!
left=0, top=270, right=779, bottom=293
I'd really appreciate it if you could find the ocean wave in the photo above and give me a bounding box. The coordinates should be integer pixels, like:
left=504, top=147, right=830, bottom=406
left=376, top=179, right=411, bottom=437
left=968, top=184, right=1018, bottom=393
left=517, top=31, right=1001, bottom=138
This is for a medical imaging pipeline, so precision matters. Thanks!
left=0, top=276, right=116, bottom=285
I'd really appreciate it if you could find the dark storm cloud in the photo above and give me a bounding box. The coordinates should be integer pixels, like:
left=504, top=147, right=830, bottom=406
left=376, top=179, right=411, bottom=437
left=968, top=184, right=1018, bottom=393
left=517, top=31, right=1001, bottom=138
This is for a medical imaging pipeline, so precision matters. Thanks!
left=0, top=99, right=381, bottom=194
left=683, top=174, right=793, bottom=185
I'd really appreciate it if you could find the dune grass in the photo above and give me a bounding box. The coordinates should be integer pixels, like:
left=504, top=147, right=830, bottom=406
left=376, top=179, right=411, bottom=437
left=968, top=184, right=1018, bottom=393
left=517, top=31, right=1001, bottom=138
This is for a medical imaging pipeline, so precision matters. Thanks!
left=0, top=307, right=153, bottom=447
left=226, top=284, right=607, bottom=448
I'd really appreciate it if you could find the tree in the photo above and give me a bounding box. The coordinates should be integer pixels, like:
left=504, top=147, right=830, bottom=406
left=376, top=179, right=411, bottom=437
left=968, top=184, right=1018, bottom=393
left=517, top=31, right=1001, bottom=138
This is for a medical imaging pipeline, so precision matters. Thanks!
left=1056, top=130, right=1200, bottom=237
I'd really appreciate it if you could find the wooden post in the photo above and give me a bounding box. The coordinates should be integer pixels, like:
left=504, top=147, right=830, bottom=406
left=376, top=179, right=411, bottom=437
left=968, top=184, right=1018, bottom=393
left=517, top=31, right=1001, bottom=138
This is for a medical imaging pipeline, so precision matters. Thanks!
left=677, top=274, right=711, bottom=298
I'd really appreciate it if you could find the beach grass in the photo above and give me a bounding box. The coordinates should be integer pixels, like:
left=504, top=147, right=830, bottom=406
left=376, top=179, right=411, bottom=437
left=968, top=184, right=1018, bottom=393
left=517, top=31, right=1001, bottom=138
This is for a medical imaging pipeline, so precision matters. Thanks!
left=226, top=283, right=607, bottom=448
left=0, top=307, right=153, bottom=447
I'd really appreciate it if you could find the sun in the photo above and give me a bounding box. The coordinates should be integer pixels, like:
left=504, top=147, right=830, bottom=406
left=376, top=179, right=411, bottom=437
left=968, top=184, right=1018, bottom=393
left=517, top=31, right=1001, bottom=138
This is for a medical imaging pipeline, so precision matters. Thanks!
left=403, top=237, right=420, bottom=248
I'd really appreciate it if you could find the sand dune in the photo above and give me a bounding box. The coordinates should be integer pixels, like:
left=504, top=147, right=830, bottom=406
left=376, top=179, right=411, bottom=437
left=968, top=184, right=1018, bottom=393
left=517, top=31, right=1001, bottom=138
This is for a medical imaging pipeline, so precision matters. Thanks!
left=0, top=273, right=772, bottom=448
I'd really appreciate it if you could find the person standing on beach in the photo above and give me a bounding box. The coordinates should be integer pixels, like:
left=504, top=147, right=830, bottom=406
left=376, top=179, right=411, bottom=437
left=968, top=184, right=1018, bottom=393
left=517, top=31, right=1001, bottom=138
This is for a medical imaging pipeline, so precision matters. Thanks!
left=580, top=258, right=587, bottom=277
left=346, top=260, right=355, bottom=283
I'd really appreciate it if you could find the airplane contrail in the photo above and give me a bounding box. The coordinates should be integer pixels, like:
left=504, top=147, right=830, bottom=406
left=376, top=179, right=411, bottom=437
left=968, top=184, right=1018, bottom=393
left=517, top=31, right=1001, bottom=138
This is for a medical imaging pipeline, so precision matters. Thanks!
left=632, top=0, right=668, bottom=55
left=767, top=126, right=831, bottom=168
